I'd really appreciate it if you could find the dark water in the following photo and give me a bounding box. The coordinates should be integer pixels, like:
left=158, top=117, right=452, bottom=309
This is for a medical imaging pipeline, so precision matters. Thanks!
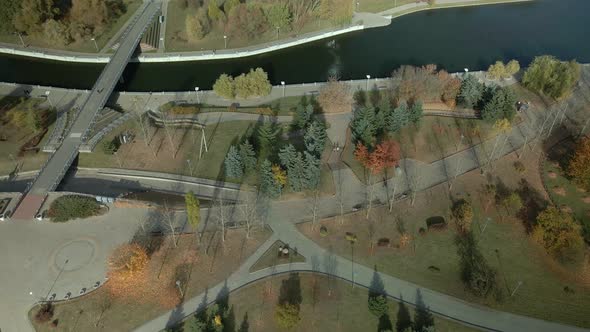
left=0, top=0, right=588, bottom=91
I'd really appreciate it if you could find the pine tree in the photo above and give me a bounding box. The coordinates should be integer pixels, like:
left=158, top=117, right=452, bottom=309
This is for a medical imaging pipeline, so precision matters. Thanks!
left=351, top=106, right=376, bottom=147
left=303, top=151, right=321, bottom=190
left=279, top=145, right=306, bottom=192
left=260, top=159, right=282, bottom=198
left=279, top=144, right=298, bottom=168
left=293, top=103, right=313, bottom=129
left=409, top=100, right=423, bottom=124
left=224, top=145, right=244, bottom=179
left=458, top=74, right=484, bottom=109
left=257, top=122, right=279, bottom=159
left=304, top=121, right=327, bottom=156
left=239, top=140, right=257, bottom=172
left=386, top=102, right=409, bottom=133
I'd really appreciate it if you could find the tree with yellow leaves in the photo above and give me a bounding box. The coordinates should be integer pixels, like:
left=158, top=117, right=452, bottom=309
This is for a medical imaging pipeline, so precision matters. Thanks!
left=533, top=206, right=584, bottom=262
left=272, top=164, right=288, bottom=187
left=568, top=136, right=590, bottom=191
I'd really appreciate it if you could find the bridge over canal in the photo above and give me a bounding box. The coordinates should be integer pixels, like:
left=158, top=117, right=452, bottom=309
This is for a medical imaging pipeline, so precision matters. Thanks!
left=11, top=1, right=161, bottom=220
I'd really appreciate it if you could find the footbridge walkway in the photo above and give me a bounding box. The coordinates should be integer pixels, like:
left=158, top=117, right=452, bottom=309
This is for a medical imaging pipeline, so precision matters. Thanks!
left=11, top=1, right=161, bottom=220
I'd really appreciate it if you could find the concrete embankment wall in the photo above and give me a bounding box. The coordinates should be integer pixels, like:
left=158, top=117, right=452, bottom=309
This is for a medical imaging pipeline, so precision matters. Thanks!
left=0, top=25, right=364, bottom=64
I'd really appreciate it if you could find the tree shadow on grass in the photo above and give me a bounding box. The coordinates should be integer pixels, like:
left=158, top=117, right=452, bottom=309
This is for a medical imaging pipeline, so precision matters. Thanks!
left=516, top=178, right=548, bottom=233
left=413, top=289, right=434, bottom=332
left=396, top=296, right=412, bottom=332
left=278, top=273, right=302, bottom=307
left=238, top=312, right=249, bottom=332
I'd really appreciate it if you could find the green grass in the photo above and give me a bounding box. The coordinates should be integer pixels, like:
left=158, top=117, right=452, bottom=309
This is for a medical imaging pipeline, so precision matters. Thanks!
left=0, top=96, right=53, bottom=176
left=178, top=273, right=477, bottom=332
left=300, top=153, right=590, bottom=328
left=542, top=147, right=590, bottom=242
left=0, top=0, right=141, bottom=52
left=342, top=116, right=496, bottom=183
left=165, top=0, right=337, bottom=52
left=249, top=240, right=306, bottom=272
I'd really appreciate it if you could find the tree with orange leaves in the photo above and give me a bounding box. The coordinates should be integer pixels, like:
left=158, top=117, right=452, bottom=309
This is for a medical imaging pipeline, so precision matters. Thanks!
left=355, top=139, right=401, bottom=218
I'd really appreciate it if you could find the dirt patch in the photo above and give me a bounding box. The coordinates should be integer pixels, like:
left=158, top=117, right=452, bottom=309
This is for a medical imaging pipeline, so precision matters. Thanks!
left=553, top=187, right=567, bottom=196
left=582, top=197, right=590, bottom=204
left=548, top=172, right=558, bottom=179
left=577, top=187, right=587, bottom=193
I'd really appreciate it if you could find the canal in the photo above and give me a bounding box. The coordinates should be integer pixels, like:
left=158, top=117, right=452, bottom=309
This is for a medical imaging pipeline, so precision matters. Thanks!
left=0, top=0, right=588, bottom=91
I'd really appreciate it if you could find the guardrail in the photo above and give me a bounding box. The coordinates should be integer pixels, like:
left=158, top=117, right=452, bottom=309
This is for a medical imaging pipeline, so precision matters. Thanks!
left=80, top=112, right=133, bottom=152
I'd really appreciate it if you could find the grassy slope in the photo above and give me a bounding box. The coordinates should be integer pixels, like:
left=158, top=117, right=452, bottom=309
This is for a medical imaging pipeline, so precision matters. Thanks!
left=300, top=152, right=590, bottom=327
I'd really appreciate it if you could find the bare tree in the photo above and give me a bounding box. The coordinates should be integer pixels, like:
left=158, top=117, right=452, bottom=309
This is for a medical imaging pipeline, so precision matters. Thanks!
left=309, top=188, right=321, bottom=229
left=160, top=111, right=178, bottom=159
left=131, top=97, right=156, bottom=157
left=161, top=203, right=178, bottom=248
left=336, top=168, right=345, bottom=225
left=95, top=294, right=112, bottom=327
left=239, top=191, right=261, bottom=239
left=215, top=197, right=227, bottom=244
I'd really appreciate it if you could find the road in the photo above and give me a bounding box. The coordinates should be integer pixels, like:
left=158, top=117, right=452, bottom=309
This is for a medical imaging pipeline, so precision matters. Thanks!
left=10, top=1, right=161, bottom=220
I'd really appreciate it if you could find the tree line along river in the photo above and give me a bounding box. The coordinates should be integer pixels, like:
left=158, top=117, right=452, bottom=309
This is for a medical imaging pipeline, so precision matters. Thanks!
left=0, top=0, right=588, bottom=92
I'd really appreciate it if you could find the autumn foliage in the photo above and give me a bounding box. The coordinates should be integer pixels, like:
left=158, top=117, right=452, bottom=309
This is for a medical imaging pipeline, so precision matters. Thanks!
left=392, top=64, right=462, bottom=107
left=532, top=206, right=584, bottom=262
left=318, top=77, right=353, bottom=113
left=106, top=242, right=182, bottom=308
left=354, top=139, right=401, bottom=174
left=567, top=136, right=590, bottom=191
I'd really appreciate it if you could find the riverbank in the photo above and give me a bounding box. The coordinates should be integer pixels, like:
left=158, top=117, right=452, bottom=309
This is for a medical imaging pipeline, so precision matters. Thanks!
left=0, top=0, right=532, bottom=64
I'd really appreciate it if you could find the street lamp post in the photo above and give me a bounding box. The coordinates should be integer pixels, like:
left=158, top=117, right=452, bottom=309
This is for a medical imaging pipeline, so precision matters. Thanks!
left=187, top=159, right=193, bottom=177
left=45, top=91, right=54, bottom=108
left=365, top=74, right=371, bottom=90
left=194, top=87, right=200, bottom=104
left=464, top=68, right=469, bottom=77
left=223, top=35, right=227, bottom=49
left=175, top=280, right=184, bottom=298
left=15, top=31, right=25, bottom=47
left=91, top=37, right=98, bottom=52
left=281, top=81, right=286, bottom=97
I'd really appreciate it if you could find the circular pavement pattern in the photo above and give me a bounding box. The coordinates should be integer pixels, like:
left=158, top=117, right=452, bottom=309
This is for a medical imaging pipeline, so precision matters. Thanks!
left=53, top=239, right=97, bottom=272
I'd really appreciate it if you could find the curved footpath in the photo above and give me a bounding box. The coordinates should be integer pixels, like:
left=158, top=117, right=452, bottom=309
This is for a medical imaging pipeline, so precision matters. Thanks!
left=0, top=0, right=530, bottom=64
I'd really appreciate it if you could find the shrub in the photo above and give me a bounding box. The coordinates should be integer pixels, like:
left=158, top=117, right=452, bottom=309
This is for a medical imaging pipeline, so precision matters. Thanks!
left=418, top=227, right=426, bottom=235
left=532, top=206, right=584, bottom=262
left=451, top=199, right=473, bottom=233
left=167, top=105, right=200, bottom=115
left=523, top=55, right=580, bottom=99
left=513, top=161, right=526, bottom=173
left=345, top=232, right=358, bottom=243
left=213, top=74, right=235, bottom=99
left=368, top=294, right=388, bottom=317
left=34, top=303, right=54, bottom=323
left=377, top=238, right=390, bottom=246
left=255, top=107, right=274, bottom=115
left=275, top=303, right=301, bottom=329
left=47, top=195, right=102, bottom=222
left=319, top=225, right=328, bottom=237
left=213, top=69, right=272, bottom=99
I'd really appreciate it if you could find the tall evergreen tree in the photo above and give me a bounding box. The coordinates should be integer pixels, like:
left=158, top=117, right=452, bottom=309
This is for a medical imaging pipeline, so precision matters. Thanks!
left=385, top=102, right=409, bottom=133
left=224, top=145, right=244, bottom=179
left=293, top=103, right=313, bottom=129
left=303, top=151, right=321, bottom=190
left=257, top=122, right=279, bottom=159
left=409, top=100, right=423, bottom=124
left=260, top=159, right=282, bottom=198
left=304, top=121, right=327, bottom=156
left=239, top=140, right=257, bottom=172
left=351, top=106, right=376, bottom=147
left=458, top=74, right=484, bottom=109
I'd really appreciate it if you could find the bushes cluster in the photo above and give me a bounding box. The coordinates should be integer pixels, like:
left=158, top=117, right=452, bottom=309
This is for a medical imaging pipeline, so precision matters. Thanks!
left=47, top=195, right=102, bottom=222
left=213, top=68, right=272, bottom=99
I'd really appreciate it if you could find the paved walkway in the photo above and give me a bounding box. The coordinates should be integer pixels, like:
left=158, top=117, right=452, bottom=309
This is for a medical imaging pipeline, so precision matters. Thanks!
left=379, top=0, right=533, bottom=16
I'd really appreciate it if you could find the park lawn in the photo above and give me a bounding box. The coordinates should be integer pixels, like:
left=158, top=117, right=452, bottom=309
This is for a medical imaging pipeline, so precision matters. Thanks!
left=542, top=138, right=590, bottom=242
left=0, top=97, right=53, bottom=176
left=299, top=151, right=590, bottom=328
left=79, top=120, right=257, bottom=180
left=342, top=116, right=496, bottom=183
left=0, top=0, right=142, bottom=53
left=165, top=0, right=337, bottom=52
left=29, top=229, right=272, bottom=332
left=178, top=272, right=477, bottom=332
left=249, top=240, right=306, bottom=273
